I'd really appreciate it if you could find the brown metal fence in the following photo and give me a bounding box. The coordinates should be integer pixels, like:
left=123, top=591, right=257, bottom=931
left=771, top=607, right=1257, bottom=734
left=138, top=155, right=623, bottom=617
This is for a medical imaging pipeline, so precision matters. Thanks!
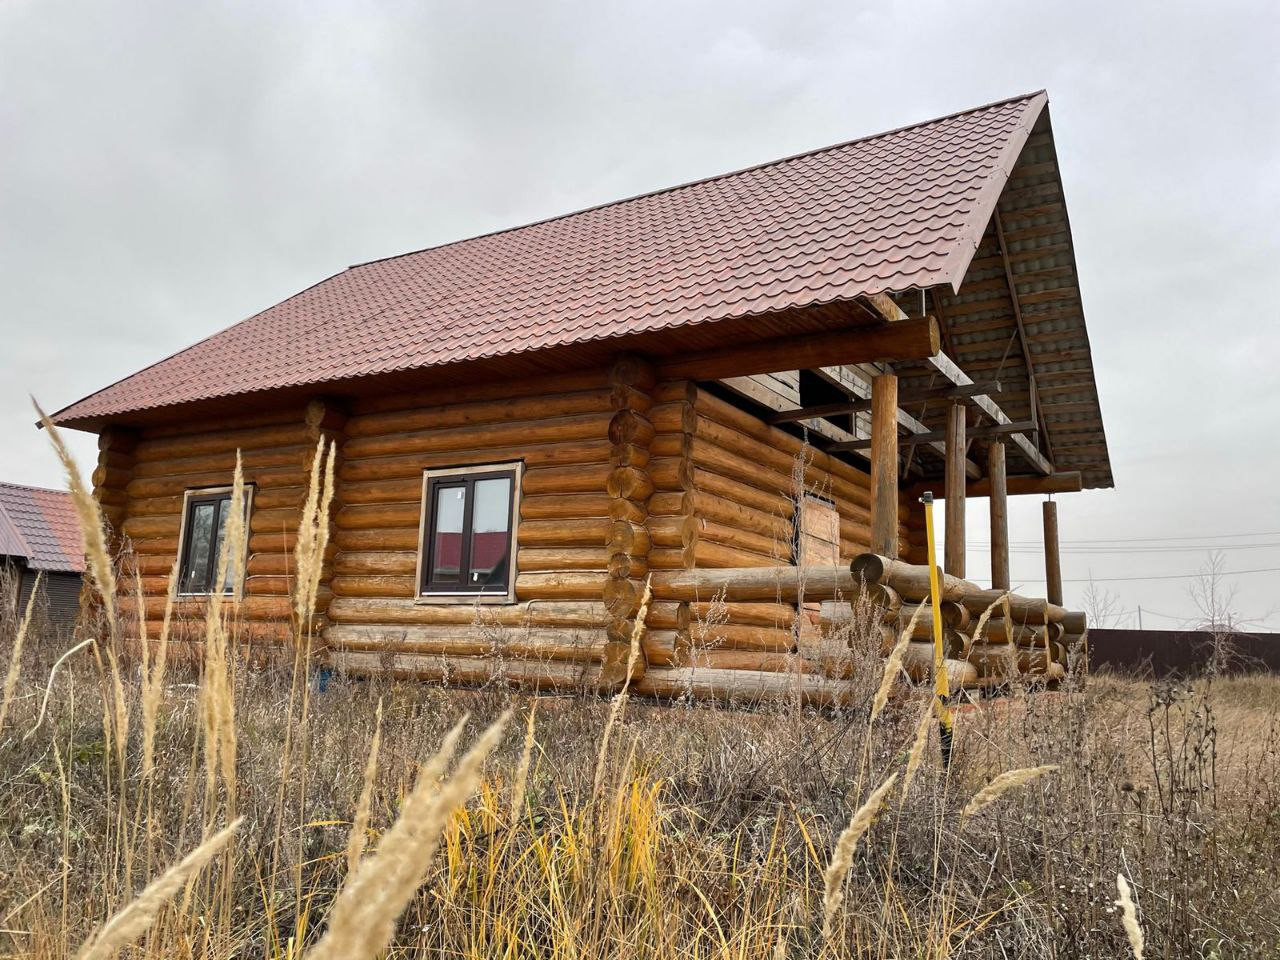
left=1088, top=628, right=1280, bottom=677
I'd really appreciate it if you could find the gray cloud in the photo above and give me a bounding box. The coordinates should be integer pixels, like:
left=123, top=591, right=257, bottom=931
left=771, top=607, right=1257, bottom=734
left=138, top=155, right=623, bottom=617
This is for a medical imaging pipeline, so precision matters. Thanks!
left=3, top=0, right=1277, bottom=625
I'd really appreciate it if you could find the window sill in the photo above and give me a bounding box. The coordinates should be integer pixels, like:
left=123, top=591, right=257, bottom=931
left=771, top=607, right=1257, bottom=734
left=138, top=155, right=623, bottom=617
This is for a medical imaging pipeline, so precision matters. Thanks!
left=414, top=592, right=517, bottom=606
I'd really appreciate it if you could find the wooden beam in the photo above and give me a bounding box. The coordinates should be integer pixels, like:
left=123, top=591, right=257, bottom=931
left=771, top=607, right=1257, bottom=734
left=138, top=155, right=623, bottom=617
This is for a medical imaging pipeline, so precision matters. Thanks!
left=656, top=316, right=940, bottom=381
left=766, top=380, right=1002, bottom=424
left=828, top=420, right=1036, bottom=453
left=870, top=373, right=898, bottom=557
left=812, top=363, right=982, bottom=480
left=945, top=402, right=966, bottom=578
left=988, top=441, right=1010, bottom=591
left=921, top=351, right=1053, bottom=475
left=906, top=470, right=1082, bottom=500
left=1043, top=499, right=1063, bottom=605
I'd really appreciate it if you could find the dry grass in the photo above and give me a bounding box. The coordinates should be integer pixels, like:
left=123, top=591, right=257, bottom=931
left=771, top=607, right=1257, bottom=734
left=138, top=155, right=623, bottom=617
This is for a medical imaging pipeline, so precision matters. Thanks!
left=1, top=423, right=1278, bottom=958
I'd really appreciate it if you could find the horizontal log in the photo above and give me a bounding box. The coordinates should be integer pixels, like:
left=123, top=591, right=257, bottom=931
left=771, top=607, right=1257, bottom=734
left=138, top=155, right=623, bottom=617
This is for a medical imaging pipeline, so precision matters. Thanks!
left=352, top=368, right=609, bottom=416
left=646, top=602, right=690, bottom=631
left=690, top=467, right=790, bottom=517
left=692, top=388, right=873, bottom=496
left=608, top=520, right=650, bottom=556
left=330, top=574, right=416, bottom=598
left=651, top=380, right=698, bottom=404
left=653, top=566, right=857, bottom=603
left=691, top=540, right=782, bottom=569
left=133, top=422, right=310, bottom=461
left=899, top=601, right=970, bottom=630
left=330, top=649, right=600, bottom=691
left=523, top=463, right=612, bottom=495
left=898, top=641, right=981, bottom=686
left=649, top=457, right=693, bottom=492
left=333, top=551, right=418, bottom=576
left=130, top=444, right=311, bottom=480
left=850, top=554, right=976, bottom=602
left=691, top=600, right=797, bottom=628
left=521, top=547, right=608, bottom=572
left=515, top=571, right=609, bottom=601
left=325, top=596, right=608, bottom=627
left=608, top=498, right=647, bottom=524
left=520, top=493, right=613, bottom=520
left=345, top=388, right=613, bottom=439
left=647, top=401, right=696, bottom=435
left=126, top=465, right=302, bottom=499
left=655, top=316, right=941, bottom=381
left=906, top=472, right=1084, bottom=500
left=690, top=621, right=795, bottom=652
left=340, top=439, right=613, bottom=482
left=326, top=624, right=606, bottom=663
left=692, top=517, right=788, bottom=560
left=607, top=553, right=649, bottom=579
left=632, top=665, right=854, bottom=706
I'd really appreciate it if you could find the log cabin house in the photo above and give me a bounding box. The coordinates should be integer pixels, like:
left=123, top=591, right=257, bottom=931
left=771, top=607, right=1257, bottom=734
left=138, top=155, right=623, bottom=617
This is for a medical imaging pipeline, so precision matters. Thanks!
left=51, top=91, right=1111, bottom=702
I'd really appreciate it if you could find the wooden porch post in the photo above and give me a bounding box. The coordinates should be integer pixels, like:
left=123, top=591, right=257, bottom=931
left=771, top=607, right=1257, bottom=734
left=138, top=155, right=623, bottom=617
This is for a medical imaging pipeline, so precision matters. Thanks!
left=944, top=402, right=966, bottom=578
left=1043, top=499, right=1063, bottom=605
left=870, top=373, right=899, bottom=558
left=988, top=440, right=1010, bottom=590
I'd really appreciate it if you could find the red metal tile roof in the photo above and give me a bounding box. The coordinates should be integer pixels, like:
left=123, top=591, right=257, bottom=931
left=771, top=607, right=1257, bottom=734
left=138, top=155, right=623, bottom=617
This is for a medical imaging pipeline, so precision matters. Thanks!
left=54, top=92, right=1047, bottom=426
left=0, top=482, right=86, bottom=574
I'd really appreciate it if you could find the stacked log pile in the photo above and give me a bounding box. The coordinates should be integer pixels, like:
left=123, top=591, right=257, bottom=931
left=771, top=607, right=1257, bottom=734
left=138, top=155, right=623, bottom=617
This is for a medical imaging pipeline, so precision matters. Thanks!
left=849, top=554, right=1086, bottom=686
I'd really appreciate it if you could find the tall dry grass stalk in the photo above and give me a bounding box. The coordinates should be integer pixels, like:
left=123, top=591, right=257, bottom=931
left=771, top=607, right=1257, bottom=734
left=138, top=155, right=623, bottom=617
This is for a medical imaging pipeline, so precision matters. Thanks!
left=140, top=561, right=178, bottom=779
left=305, top=712, right=510, bottom=960
left=965, top=592, right=1010, bottom=653
left=0, top=571, right=41, bottom=731
left=344, top=698, right=383, bottom=877
left=593, top=577, right=652, bottom=800
left=900, top=701, right=934, bottom=801
left=1114, top=873, right=1145, bottom=960
left=961, top=765, right=1060, bottom=820
left=294, top=438, right=337, bottom=627
left=72, top=818, right=242, bottom=960
left=871, top=601, right=926, bottom=722
left=822, top=771, right=899, bottom=939
left=510, top=699, right=538, bottom=822
left=35, top=402, right=117, bottom=633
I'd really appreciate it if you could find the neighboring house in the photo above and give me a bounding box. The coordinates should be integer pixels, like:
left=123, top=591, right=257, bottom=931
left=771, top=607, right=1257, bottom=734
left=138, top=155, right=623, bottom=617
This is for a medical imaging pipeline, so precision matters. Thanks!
left=51, top=91, right=1111, bottom=701
left=0, top=482, right=85, bottom=632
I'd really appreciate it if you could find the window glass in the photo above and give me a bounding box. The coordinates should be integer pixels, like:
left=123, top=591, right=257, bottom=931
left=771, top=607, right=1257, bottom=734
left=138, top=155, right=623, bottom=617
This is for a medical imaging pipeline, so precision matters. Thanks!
left=183, top=501, right=217, bottom=592
left=419, top=465, right=519, bottom=598
left=469, top=477, right=512, bottom=588
left=430, top=484, right=467, bottom=584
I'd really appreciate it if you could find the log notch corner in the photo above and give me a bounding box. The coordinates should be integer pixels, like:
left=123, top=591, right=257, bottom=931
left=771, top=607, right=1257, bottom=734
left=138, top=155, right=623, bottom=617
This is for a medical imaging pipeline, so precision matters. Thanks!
left=600, top=354, right=657, bottom=690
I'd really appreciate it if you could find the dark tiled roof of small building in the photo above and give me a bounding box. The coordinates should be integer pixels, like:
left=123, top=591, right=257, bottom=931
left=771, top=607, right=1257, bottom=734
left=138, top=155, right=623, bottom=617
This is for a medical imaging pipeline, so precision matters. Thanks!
left=0, top=482, right=86, bottom=574
left=54, top=92, right=1049, bottom=425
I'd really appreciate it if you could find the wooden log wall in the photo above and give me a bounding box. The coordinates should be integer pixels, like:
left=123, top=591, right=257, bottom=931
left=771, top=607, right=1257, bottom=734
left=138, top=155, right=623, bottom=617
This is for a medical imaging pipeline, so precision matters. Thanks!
left=325, top=368, right=616, bottom=690
left=635, top=382, right=913, bottom=682
left=111, top=405, right=319, bottom=652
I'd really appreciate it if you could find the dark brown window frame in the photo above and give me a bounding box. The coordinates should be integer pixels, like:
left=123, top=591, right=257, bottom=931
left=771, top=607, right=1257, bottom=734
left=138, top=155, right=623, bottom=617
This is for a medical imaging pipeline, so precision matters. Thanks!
left=174, top=485, right=254, bottom=597
left=415, top=462, right=522, bottom=605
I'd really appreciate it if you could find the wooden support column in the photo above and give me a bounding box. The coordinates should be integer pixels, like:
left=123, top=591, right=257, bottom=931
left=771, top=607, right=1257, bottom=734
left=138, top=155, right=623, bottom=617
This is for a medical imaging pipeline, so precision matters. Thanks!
left=869, top=373, right=899, bottom=557
left=988, top=441, right=1009, bottom=591
left=944, top=402, right=966, bottom=578
left=1043, top=499, right=1062, bottom=605
left=601, top=354, right=657, bottom=691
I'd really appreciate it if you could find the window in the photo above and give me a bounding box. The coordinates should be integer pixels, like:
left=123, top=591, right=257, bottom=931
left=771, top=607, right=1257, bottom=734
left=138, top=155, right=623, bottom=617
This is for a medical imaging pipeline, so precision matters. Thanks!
left=177, top=487, right=252, bottom=595
left=417, top=463, right=521, bottom=602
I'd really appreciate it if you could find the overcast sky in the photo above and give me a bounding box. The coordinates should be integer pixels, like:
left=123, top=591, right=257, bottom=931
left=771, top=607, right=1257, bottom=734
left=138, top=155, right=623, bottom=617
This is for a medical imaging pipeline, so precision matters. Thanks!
left=2, top=0, right=1278, bottom=628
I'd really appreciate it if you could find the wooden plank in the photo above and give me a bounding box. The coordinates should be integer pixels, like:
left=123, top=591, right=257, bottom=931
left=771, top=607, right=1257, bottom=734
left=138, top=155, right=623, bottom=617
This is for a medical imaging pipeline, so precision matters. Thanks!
left=829, top=420, right=1035, bottom=452
left=766, top=380, right=1002, bottom=424
left=656, top=317, right=941, bottom=381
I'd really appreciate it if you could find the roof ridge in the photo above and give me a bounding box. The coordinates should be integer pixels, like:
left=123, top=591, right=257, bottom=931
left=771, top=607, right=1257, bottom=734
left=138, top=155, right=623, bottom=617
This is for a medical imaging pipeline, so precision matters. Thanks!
left=0, top=480, right=71, bottom=496
left=348, top=90, right=1048, bottom=271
